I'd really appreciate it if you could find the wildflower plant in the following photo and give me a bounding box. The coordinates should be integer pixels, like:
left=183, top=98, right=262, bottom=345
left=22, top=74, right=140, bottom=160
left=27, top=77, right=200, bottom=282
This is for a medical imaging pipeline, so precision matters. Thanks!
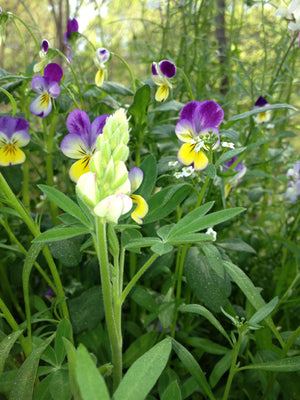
left=0, top=3, right=300, bottom=400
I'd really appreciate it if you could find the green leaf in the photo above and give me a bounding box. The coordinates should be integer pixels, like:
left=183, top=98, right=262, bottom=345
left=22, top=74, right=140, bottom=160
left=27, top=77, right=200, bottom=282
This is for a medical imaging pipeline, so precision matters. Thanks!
left=113, top=338, right=172, bottom=400
left=248, top=297, right=279, bottom=325
left=168, top=206, right=244, bottom=239
left=239, top=356, right=300, bottom=372
left=183, top=337, right=229, bottom=355
left=48, top=237, right=83, bottom=267
left=201, top=243, right=224, bottom=279
left=209, top=351, right=234, bottom=388
left=63, top=339, right=82, bottom=400
left=223, top=261, right=283, bottom=345
left=153, top=100, right=185, bottom=112
left=100, top=81, right=134, bottom=96
left=49, top=369, right=72, bottom=400
left=143, top=184, right=191, bottom=224
left=178, top=304, right=231, bottom=343
left=130, top=287, right=159, bottom=313
left=33, top=227, right=89, bottom=243
left=184, top=247, right=231, bottom=313
left=171, top=338, right=215, bottom=400
left=9, top=334, right=55, bottom=400
left=128, top=85, right=151, bottom=125
left=216, top=147, right=247, bottom=167
left=217, top=238, right=256, bottom=253
left=123, top=237, right=161, bottom=250
left=228, top=103, right=297, bottom=122
left=161, top=380, right=182, bottom=400
left=0, top=330, right=23, bottom=375
left=54, top=319, right=73, bottom=366
left=151, top=242, right=173, bottom=255
left=76, top=344, right=110, bottom=400
left=38, top=185, right=91, bottom=227
left=205, top=164, right=216, bottom=179
left=123, top=332, right=157, bottom=368
left=135, top=154, right=158, bottom=199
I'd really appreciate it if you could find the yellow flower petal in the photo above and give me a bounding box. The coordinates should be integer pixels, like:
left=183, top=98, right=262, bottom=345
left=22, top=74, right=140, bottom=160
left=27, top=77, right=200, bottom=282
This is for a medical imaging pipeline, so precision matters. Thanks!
left=177, top=143, right=208, bottom=171
left=155, top=84, right=169, bottom=102
left=95, top=69, right=105, bottom=87
left=130, top=194, right=148, bottom=224
left=225, top=183, right=232, bottom=198
left=69, top=155, right=91, bottom=183
left=0, top=144, right=26, bottom=166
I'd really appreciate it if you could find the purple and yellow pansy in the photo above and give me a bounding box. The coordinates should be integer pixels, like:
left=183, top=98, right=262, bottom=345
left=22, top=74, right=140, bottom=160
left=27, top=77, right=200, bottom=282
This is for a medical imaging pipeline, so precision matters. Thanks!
left=0, top=116, right=30, bottom=166
left=223, top=157, right=247, bottom=197
left=152, top=60, right=176, bottom=102
left=30, top=63, right=63, bottom=118
left=175, top=100, right=224, bottom=171
left=128, top=167, right=148, bottom=224
left=94, top=48, right=110, bottom=87
left=253, top=96, right=271, bottom=124
left=60, top=109, right=109, bottom=183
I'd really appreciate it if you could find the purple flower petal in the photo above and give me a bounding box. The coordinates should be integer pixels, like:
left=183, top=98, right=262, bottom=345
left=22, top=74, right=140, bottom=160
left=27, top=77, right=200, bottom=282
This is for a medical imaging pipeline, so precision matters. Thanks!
left=60, top=133, right=90, bottom=159
left=194, top=101, right=224, bottom=130
left=31, top=76, right=48, bottom=94
left=11, top=130, right=30, bottom=147
left=66, top=18, right=79, bottom=39
left=179, top=101, right=200, bottom=122
left=90, top=114, right=110, bottom=147
left=254, top=96, right=268, bottom=108
left=48, top=81, right=60, bottom=98
left=175, top=119, right=196, bottom=142
left=152, top=62, right=159, bottom=75
left=66, top=109, right=91, bottom=145
left=159, top=60, right=176, bottom=78
left=97, top=48, right=110, bottom=63
left=0, top=116, right=29, bottom=139
left=42, top=39, right=49, bottom=53
left=44, top=63, right=63, bottom=83
left=129, top=167, right=143, bottom=192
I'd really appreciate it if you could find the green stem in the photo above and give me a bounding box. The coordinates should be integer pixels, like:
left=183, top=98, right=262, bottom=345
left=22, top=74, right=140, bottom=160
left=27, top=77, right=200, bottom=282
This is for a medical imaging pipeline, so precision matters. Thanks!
left=22, top=156, right=30, bottom=209
left=43, top=114, right=59, bottom=225
left=0, top=172, right=69, bottom=321
left=8, top=13, right=40, bottom=52
left=222, top=330, right=244, bottom=400
left=111, top=52, right=136, bottom=93
left=177, top=67, right=194, bottom=101
left=0, top=262, right=25, bottom=320
left=56, top=50, right=85, bottom=110
left=121, top=253, right=159, bottom=304
left=0, top=88, right=17, bottom=117
left=0, top=297, right=31, bottom=356
left=11, top=17, right=28, bottom=67
left=93, top=218, right=122, bottom=390
left=195, top=175, right=210, bottom=208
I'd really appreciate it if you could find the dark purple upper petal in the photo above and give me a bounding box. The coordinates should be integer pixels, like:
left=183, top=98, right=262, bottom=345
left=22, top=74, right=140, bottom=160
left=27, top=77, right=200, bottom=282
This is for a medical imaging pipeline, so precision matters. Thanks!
left=42, top=39, right=49, bottom=53
left=0, top=116, right=29, bottom=139
left=44, top=63, right=63, bottom=83
left=179, top=101, right=200, bottom=124
left=254, top=96, right=268, bottom=108
left=90, top=114, right=110, bottom=147
left=194, top=101, right=224, bottom=131
left=66, top=18, right=79, bottom=38
left=223, top=157, right=244, bottom=172
left=66, top=109, right=91, bottom=146
left=159, top=60, right=176, bottom=78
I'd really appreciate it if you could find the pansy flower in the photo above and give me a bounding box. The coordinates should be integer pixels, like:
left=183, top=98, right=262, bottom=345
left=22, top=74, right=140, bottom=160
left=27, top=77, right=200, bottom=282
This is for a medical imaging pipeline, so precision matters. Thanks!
left=223, top=157, right=247, bottom=197
left=94, top=48, right=110, bottom=87
left=275, top=0, right=300, bottom=40
left=30, top=63, right=63, bottom=118
left=63, top=18, right=79, bottom=62
left=60, top=109, right=110, bottom=182
left=0, top=116, right=30, bottom=166
left=128, top=167, right=148, bottom=224
left=252, top=96, right=271, bottom=124
left=285, top=161, right=300, bottom=201
left=33, top=39, right=50, bottom=73
left=152, top=60, right=176, bottom=102
left=175, top=100, right=224, bottom=170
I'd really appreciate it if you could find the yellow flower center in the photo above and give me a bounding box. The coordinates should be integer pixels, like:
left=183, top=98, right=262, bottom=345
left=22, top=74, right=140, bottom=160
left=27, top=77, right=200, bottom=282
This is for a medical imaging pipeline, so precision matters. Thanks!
left=2, top=143, right=18, bottom=156
left=41, top=93, right=50, bottom=105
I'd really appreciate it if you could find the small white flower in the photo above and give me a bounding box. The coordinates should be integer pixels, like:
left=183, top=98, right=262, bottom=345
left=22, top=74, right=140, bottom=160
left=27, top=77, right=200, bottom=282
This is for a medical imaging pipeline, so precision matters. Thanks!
left=206, top=227, right=217, bottom=241
left=182, top=166, right=194, bottom=177
left=222, top=141, right=235, bottom=149
left=168, top=160, right=178, bottom=167
left=174, top=171, right=183, bottom=179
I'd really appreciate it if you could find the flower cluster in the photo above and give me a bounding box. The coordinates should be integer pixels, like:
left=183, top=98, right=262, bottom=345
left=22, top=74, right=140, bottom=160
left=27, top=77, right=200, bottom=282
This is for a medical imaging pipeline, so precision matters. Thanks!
left=285, top=161, right=300, bottom=201
left=175, top=100, right=224, bottom=170
left=75, top=109, right=148, bottom=224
